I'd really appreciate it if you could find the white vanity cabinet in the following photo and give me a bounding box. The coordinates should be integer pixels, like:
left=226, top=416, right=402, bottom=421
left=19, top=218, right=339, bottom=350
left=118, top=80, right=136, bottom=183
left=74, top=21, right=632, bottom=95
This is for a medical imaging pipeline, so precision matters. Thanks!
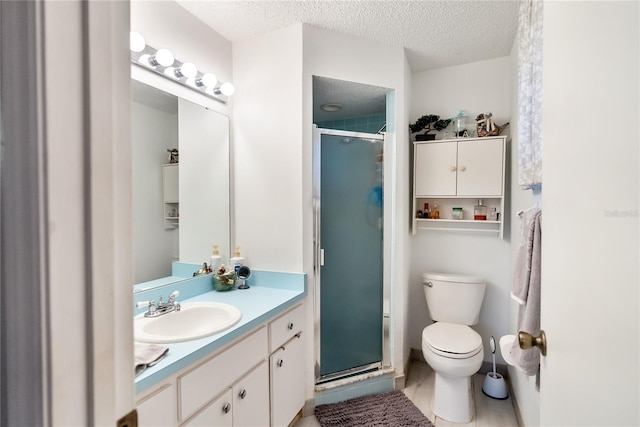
left=136, top=382, right=177, bottom=427
left=269, top=304, right=306, bottom=427
left=135, top=302, right=307, bottom=427
left=183, top=361, right=269, bottom=427
left=413, top=136, right=507, bottom=237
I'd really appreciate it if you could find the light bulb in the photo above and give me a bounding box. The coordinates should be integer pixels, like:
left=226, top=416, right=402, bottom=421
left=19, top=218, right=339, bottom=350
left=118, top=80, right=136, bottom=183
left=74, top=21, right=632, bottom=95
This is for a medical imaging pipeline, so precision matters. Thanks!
left=154, top=48, right=174, bottom=67
left=220, top=82, right=234, bottom=96
left=164, top=67, right=176, bottom=78
left=185, top=78, right=197, bottom=87
left=178, top=62, right=197, bottom=79
left=198, top=73, right=217, bottom=88
left=130, top=32, right=146, bottom=52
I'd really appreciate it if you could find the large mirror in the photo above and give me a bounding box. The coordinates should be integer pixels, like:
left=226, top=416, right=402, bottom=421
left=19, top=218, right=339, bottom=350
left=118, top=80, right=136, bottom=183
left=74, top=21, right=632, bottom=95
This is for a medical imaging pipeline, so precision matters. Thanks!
left=132, top=79, right=230, bottom=286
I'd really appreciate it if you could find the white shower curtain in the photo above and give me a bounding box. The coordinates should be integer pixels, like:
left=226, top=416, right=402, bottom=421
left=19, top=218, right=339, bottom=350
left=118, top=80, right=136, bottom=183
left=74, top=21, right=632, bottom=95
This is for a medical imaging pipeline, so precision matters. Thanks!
left=517, top=0, right=544, bottom=190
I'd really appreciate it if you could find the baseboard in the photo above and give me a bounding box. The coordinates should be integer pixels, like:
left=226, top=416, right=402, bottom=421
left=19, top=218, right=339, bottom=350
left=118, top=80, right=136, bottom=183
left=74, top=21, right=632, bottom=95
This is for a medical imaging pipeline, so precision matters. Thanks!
left=303, top=398, right=315, bottom=417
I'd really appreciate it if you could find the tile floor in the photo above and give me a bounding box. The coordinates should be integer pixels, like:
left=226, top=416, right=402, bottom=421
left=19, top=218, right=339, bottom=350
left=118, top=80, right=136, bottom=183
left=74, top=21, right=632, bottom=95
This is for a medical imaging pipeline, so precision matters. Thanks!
left=294, top=361, right=519, bottom=427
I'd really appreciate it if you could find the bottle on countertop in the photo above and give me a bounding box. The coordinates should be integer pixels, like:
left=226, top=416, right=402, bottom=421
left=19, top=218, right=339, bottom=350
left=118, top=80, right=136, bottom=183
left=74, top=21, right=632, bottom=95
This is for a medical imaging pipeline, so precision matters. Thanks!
left=210, top=245, right=222, bottom=271
left=230, top=246, right=245, bottom=273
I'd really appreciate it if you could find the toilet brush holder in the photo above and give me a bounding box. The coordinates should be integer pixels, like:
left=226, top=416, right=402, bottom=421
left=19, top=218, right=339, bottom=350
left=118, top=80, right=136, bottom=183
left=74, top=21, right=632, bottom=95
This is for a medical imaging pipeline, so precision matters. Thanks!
left=482, top=336, right=508, bottom=399
left=482, top=372, right=508, bottom=400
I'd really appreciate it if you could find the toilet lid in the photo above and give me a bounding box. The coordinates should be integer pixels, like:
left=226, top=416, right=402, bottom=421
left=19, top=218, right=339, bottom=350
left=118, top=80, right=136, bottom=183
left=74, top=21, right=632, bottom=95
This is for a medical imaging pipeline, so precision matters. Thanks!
left=423, top=322, right=482, bottom=356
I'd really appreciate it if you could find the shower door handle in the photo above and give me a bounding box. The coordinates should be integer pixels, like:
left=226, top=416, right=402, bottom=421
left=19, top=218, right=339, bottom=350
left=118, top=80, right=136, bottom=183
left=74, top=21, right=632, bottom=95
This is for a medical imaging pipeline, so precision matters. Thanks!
left=320, top=249, right=325, bottom=266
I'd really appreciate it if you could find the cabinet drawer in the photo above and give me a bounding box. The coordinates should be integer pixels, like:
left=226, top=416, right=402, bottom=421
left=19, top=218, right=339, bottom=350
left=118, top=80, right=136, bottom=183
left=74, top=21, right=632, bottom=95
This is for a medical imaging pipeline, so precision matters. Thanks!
left=269, top=304, right=304, bottom=352
left=178, top=326, right=267, bottom=421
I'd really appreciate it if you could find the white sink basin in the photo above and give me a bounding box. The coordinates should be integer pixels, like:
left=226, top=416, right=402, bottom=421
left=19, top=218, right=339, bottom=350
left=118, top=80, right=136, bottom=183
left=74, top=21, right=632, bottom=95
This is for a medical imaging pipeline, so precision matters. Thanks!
left=134, top=301, right=242, bottom=344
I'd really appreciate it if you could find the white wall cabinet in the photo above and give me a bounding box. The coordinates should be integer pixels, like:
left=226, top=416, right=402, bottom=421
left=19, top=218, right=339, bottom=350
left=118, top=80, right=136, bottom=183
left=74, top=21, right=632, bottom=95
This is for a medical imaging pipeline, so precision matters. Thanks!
left=136, top=304, right=306, bottom=427
left=413, top=136, right=507, bottom=237
left=162, top=163, right=179, bottom=228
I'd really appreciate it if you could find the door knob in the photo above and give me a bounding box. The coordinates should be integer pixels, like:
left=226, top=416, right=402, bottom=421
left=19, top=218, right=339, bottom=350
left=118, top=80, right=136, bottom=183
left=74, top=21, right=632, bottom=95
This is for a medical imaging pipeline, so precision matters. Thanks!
left=518, top=330, right=547, bottom=356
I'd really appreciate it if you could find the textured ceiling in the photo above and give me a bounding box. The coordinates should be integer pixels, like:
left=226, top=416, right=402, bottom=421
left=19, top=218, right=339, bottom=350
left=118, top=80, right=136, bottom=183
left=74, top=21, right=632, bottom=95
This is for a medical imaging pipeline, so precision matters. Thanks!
left=176, top=0, right=520, bottom=72
left=174, top=0, right=519, bottom=122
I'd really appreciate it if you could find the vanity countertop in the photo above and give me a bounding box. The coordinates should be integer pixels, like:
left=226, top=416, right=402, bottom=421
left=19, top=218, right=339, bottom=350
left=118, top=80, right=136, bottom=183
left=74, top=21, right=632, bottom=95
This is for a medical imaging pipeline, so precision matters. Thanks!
left=135, top=276, right=306, bottom=394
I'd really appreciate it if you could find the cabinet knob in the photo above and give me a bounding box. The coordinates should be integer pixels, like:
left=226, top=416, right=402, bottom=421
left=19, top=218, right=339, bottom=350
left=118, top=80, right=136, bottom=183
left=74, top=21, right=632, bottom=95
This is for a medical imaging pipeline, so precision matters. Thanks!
left=239, top=389, right=247, bottom=399
left=287, top=322, right=294, bottom=330
left=449, top=166, right=457, bottom=172
left=277, top=359, right=284, bottom=368
left=222, top=403, right=231, bottom=414
left=459, top=165, right=466, bottom=172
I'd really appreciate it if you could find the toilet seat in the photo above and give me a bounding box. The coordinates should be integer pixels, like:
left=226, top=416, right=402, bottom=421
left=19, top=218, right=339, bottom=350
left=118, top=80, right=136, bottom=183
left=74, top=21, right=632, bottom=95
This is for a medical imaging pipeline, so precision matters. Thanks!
left=423, top=322, right=482, bottom=359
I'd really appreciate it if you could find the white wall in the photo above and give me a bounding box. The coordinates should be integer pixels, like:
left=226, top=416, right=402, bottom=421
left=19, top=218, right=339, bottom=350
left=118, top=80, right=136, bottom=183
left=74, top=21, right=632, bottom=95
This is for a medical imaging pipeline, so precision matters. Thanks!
left=233, top=24, right=304, bottom=271
left=302, top=25, right=411, bottom=383
left=540, top=2, right=639, bottom=425
left=506, top=34, right=540, bottom=427
left=409, top=57, right=513, bottom=364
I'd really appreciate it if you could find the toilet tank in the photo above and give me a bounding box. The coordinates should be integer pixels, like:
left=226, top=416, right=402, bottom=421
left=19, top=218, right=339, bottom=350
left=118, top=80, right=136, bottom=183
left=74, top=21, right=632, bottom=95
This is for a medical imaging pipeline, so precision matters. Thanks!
left=422, top=272, right=486, bottom=325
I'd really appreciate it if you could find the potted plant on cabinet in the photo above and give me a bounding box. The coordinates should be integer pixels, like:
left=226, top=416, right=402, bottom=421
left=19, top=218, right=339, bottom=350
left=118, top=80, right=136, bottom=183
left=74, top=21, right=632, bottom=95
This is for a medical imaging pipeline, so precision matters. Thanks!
left=409, top=114, right=451, bottom=141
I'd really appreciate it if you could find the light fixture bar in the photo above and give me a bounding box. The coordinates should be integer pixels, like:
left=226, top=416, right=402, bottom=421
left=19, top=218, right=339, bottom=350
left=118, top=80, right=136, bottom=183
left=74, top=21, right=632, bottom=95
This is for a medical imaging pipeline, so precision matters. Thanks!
left=130, top=32, right=233, bottom=104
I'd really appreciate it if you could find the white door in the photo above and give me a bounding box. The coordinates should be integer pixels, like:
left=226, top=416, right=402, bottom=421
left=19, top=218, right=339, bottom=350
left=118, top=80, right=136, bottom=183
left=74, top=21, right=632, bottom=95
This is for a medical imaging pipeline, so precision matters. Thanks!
left=539, top=2, right=639, bottom=426
left=271, top=334, right=306, bottom=427
left=233, top=362, right=270, bottom=427
left=414, top=141, right=457, bottom=196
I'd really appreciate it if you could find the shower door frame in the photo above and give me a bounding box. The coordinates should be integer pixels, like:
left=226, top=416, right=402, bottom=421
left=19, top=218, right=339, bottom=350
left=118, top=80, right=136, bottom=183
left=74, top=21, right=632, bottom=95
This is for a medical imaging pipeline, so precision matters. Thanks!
left=313, top=126, right=392, bottom=384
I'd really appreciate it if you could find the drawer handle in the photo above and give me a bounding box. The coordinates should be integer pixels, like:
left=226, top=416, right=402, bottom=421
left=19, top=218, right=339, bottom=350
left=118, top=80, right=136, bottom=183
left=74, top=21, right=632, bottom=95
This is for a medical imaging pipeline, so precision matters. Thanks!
left=277, top=359, right=284, bottom=368
left=239, top=389, right=247, bottom=399
left=222, top=403, right=231, bottom=414
left=287, top=322, right=294, bottom=330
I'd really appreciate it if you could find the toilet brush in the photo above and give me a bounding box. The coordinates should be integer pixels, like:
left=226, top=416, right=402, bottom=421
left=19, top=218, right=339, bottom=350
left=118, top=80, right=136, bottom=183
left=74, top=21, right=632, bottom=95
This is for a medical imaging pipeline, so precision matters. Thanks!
left=482, top=336, right=508, bottom=399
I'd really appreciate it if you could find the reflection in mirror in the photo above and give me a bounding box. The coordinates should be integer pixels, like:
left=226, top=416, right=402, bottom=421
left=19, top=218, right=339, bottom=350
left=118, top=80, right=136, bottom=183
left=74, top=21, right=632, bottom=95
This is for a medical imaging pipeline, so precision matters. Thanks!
left=132, top=80, right=230, bottom=286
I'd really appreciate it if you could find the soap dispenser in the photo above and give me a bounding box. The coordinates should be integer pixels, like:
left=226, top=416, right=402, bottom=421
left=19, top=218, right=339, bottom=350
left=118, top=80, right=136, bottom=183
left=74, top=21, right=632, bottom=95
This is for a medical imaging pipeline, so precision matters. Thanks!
left=210, top=245, right=222, bottom=271
left=230, top=246, right=245, bottom=273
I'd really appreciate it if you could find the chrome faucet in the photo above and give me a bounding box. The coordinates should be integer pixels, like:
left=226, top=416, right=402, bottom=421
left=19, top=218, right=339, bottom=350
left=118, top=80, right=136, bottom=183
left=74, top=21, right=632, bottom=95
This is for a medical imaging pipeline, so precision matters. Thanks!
left=136, top=291, right=181, bottom=318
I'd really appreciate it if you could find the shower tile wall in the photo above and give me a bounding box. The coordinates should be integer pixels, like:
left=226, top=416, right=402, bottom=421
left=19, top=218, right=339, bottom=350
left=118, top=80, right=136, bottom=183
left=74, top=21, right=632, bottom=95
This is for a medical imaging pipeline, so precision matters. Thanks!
left=317, top=114, right=385, bottom=134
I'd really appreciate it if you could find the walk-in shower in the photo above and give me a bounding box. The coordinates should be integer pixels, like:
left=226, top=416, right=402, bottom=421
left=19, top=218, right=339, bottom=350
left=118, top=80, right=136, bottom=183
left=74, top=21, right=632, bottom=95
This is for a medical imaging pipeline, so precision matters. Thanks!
left=313, top=127, right=391, bottom=384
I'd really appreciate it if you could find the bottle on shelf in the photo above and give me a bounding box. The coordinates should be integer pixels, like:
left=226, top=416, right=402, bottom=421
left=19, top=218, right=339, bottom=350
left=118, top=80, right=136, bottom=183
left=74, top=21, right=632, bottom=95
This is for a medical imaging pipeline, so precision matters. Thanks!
left=474, top=199, right=488, bottom=220
left=423, top=202, right=430, bottom=219
left=488, top=207, right=498, bottom=221
left=430, top=203, right=440, bottom=219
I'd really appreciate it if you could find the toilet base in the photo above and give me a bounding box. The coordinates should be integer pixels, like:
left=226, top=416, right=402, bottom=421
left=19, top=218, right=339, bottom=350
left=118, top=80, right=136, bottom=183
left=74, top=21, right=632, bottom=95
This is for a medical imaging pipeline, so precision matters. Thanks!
left=432, top=372, right=474, bottom=423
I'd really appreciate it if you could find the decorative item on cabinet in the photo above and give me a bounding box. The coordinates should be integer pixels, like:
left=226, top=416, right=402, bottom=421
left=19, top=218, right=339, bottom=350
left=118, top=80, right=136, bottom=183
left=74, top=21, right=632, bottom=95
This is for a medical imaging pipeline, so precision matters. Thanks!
left=476, top=113, right=509, bottom=137
left=409, top=114, right=452, bottom=141
left=452, top=110, right=476, bottom=138
left=167, top=148, right=179, bottom=164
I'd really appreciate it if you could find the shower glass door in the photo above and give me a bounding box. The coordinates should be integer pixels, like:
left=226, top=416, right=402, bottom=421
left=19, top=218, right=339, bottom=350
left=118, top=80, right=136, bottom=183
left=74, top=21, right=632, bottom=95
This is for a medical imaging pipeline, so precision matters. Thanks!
left=315, top=129, right=384, bottom=381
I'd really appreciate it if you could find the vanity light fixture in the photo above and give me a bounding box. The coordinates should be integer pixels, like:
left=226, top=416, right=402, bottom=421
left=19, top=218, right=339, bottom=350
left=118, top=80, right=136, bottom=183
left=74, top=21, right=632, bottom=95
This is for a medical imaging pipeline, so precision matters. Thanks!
left=130, top=32, right=234, bottom=103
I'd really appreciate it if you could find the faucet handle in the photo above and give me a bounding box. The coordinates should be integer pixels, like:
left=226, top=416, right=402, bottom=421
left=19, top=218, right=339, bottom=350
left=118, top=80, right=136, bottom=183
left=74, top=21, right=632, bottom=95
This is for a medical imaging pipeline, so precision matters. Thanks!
left=136, top=300, right=153, bottom=309
left=169, top=290, right=180, bottom=300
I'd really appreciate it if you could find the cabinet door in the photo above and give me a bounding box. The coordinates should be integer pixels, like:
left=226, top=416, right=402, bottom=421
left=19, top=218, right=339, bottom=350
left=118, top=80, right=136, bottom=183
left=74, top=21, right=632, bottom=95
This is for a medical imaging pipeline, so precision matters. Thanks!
left=137, top=384, right=177, bottom=427
left=456, top=138, right=503, bottom=196
left=182, top=389, right=232, bottom=427
left=270, top=333, right=305, bottom=427
left=233, top=362, right=269, bottom=427
left=414, top=141, right=457, bottom=196
left=162, top=164, right=179, bottom=202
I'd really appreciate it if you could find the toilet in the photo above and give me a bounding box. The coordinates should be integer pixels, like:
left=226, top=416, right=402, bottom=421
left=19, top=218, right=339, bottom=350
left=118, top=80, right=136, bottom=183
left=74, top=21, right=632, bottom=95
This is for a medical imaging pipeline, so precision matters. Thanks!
left=421, top=272, right=486, bottom=423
